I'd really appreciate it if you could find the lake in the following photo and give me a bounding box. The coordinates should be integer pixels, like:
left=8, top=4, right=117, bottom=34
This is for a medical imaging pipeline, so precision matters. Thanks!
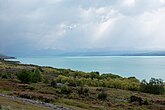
left=18, top=56, right=165, bottom=80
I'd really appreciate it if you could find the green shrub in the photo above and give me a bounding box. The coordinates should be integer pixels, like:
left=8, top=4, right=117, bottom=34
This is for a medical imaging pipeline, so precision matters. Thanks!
left=16, top=70, right=32, bottom=83
left=60, top=85, right=71, bottom=94
left=140, top=78, right=165, bottom=94
left=143, top=99, right=149, bottom=105
left=100, top=73, right=121, bottom=79
left=31, top=68, right=43, bottom=83
left=16, top=68, right=43, bottom=83
left=84, top=72, right=99, bottom=79
left=1, top=74, right=8, bottom=79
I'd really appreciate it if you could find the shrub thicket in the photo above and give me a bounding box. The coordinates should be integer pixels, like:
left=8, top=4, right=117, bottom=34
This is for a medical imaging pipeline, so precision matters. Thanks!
left=16, top=68, right=43, bottom=83
left=31, top=68, right=43, bottom=83
left=140, top=78, right=165, bottom=95
left=17, top=70, right=32, bottom=83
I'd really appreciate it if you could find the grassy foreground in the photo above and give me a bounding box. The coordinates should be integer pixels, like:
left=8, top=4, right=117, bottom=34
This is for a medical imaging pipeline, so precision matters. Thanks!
left=0, top=62, right=165, bottom=110
left=0, top=95, right=51, bottom=110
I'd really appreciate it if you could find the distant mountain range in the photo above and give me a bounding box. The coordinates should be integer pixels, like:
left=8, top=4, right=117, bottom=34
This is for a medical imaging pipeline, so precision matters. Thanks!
left=122, top=51, right=165, bottom=56
left=0, top=54, right=16, bottom=59
left=3, top=50, right=165, bottom=57
left=14, top=49, right=165, bottom=56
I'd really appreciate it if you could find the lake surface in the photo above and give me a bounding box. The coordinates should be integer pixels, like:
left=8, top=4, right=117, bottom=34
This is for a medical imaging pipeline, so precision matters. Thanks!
left=18, top=56, right=165, bottom=80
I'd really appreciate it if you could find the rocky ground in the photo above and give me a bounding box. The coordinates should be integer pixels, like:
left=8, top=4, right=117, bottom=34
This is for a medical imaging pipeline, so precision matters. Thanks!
left=0, top=94, right=72, bottom=110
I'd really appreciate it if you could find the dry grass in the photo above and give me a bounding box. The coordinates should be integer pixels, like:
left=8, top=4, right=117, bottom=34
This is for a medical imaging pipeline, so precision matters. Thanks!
left=0, top=95, right=51, bottom=110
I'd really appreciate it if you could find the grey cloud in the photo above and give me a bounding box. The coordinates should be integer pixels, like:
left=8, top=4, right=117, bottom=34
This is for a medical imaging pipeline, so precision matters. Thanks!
left=0, top=0, right=165, bottom=55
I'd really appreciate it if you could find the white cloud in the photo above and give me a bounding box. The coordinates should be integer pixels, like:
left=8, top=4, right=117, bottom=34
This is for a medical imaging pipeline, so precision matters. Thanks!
left=160, top=0, right=165, bottom=3
left=122, top=0, right=135, bottom=6
left=1, top=0, right=165, bottom=54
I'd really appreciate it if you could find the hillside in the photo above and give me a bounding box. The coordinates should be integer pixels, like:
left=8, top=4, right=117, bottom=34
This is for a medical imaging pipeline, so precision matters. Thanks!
left=0, top=54, right=15, bottom=59
left=0, top=62, right=165, bottom=110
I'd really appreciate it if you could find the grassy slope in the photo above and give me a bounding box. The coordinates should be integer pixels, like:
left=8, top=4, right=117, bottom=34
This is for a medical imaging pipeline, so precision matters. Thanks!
left=0, top=95, right=51, bottom=110
left=0, top=63, right=165, bottom=110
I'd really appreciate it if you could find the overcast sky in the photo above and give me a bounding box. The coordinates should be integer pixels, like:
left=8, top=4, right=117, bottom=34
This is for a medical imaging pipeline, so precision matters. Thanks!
left=1, top=0, right=165, bottom=55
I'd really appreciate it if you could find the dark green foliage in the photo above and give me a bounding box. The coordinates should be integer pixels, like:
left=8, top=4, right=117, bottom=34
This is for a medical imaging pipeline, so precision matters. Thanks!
left=16, top=68, right=43, bottom=83
left=31, top=68, right=43, bottom=83
left=1, top=74, right=8, bottom=79
left=143, top=99, right=149, bottom=105
left=60, top=85, right=71, bottom=94
left=51, top=80, right=57, bottom=87
left=85, top=72, right=100, bottom=80
left=128, top=77, right=139, bottom=82
left=16, top=70, right=32, bottom=83
left=100, top=73, right=121, bottom=79
left=0, top=72, right=15, bottom=79
left=140, top=78, right=165, bottom=94
left=130, top=96, right=142, bottom=105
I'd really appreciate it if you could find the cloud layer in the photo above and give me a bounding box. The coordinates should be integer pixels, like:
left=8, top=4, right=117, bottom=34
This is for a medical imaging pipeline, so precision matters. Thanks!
left=1, top=0, right=165, bottom=55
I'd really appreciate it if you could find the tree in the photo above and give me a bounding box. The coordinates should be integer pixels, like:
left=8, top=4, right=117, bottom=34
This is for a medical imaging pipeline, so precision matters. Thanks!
left=17, top=70, right=32, bottom=83
left=140, top=78, right=165, bottom=94
left=31, top=68, right=43, bottom=83
left=89, top=72, right=100, bottom=80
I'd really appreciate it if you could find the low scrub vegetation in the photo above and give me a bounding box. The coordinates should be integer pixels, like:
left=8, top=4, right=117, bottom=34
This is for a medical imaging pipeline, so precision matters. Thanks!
left=0, top=63, right=164, bottom=95
left=0, top=63, right=165, bottom=110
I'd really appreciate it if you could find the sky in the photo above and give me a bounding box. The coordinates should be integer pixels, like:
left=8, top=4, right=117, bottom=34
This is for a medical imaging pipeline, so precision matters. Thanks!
left=1, top=0, right=165, bottom=55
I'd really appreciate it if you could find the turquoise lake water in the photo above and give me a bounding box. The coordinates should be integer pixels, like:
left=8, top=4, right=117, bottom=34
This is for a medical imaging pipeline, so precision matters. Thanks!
left=18, top=56, right=165, bottom=80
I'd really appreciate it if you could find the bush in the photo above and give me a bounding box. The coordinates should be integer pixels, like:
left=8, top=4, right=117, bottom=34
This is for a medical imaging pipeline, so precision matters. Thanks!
left=1, top=74, right=8, bottom=79
left=143, top=99, right=149, bottom=105
left=31, top=68, right=43, bottom=83
left=16, top=68, right=43, bottom=83
left=51, top=80, right=57, bottom=87
left=60, top=85, right=71, bottom=94
left=130, top=95, right=142, bottom=105
left=16, top=70, right=32, bottom=83
left=97, top=88, right=107, bottom=100
left=100, top=73, right=121, bottom=79
left=140, top=78, right=165, bottom=94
